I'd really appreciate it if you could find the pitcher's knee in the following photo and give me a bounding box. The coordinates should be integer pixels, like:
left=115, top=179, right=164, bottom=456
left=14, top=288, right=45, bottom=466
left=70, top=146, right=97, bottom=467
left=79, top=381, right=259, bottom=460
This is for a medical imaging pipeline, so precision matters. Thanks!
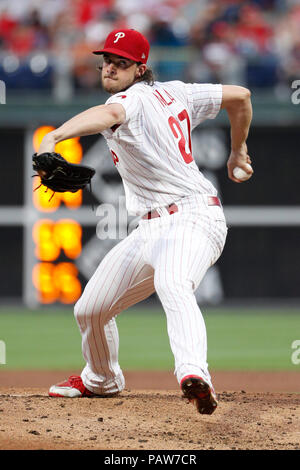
left=74, top=294, right=110, bottom=324
left=74, top=298, right=83, bottom=321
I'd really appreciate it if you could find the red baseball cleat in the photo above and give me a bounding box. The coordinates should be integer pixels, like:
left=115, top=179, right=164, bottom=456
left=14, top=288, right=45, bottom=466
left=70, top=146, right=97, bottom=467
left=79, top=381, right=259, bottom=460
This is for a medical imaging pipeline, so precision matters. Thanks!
left=49, top=375, right=95, bottom=398
left=180, top=375, right=218, bottom=415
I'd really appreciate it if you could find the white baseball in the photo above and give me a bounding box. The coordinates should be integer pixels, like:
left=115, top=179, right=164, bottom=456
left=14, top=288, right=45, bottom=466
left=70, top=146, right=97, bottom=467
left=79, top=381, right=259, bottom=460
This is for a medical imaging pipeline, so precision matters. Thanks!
left=233, top=164, right=253, bottom=181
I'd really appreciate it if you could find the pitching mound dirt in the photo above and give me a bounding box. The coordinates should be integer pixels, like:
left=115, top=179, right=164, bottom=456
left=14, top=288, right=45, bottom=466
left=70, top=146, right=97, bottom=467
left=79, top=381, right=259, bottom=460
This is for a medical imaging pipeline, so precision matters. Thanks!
left=0, top=371, right=299, bottom=450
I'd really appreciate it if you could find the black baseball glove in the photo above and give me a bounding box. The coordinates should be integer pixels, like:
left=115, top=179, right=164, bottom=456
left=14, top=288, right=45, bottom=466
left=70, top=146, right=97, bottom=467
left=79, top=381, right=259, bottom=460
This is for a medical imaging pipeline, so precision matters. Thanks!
left=32, top=152, right=96, bottom=193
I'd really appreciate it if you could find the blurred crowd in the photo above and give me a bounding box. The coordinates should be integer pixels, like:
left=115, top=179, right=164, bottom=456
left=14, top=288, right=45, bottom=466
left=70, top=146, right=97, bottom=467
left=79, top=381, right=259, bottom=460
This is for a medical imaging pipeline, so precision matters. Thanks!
left=0, top=0, right=299, bottom=94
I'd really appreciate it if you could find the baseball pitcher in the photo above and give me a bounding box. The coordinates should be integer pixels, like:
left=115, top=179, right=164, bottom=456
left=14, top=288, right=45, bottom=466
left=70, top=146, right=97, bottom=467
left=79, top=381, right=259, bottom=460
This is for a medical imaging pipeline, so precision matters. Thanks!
left=37, top=29, right=253, bottom=414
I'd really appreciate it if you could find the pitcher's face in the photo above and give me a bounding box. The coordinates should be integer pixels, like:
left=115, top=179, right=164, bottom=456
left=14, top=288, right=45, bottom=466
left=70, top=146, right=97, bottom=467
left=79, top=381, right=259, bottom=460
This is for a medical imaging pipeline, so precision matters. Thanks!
left=101, top=54, right=143, bottom=94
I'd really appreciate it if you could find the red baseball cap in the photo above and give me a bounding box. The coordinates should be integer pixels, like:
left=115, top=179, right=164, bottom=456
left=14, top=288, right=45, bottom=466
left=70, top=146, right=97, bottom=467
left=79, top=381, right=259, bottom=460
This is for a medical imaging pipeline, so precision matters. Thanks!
left=93, top=29, right=150, bottom=64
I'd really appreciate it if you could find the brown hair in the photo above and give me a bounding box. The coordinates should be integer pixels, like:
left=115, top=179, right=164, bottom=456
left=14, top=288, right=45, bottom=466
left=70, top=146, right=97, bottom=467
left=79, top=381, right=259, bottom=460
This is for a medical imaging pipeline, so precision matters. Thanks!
left=134, top=66, right=155, bottom=86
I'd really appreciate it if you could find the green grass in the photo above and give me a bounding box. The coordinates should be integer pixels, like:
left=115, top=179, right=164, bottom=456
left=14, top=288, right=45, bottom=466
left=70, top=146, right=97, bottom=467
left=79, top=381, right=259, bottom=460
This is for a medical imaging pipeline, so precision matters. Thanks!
left=0, top=306, right=299, bottom=371
left=0, top=308, right=85, bottom=370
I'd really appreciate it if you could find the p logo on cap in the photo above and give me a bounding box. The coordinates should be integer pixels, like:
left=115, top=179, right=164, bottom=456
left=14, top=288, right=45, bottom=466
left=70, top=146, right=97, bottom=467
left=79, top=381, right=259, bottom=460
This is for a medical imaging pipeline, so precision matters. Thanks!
left=114, top=32, right=125, bottom=43
left=93, top=29, right=150, bottom=64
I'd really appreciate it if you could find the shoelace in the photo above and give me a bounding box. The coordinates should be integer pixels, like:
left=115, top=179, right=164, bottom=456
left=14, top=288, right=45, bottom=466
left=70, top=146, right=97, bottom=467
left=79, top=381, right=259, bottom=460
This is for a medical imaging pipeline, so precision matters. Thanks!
left=68, top=376, right=94, bottom=397
left=68, top=375, right=82, bottom=386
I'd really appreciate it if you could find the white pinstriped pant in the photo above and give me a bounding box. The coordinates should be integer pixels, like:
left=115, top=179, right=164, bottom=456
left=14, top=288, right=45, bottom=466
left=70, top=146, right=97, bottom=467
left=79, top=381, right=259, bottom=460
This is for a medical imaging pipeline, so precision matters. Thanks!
left=74, top=194, right=227, bottom=395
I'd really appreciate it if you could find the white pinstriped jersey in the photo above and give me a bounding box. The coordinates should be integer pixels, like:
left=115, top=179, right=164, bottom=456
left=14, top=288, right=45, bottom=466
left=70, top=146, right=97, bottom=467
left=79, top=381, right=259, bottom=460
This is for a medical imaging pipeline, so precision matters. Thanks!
left=101, top=80, right=222, bottom=216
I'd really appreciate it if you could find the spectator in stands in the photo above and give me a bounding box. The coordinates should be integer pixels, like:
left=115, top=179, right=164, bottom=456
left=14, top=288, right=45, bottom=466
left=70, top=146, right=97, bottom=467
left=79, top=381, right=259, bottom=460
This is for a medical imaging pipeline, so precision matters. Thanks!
left=0, top=0, right=298, bottom=92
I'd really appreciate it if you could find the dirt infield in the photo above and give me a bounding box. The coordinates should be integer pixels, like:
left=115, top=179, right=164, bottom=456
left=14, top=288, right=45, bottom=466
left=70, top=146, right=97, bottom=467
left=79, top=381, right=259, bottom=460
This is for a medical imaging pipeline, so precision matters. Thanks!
left=0, top=370, right=299, bottom=450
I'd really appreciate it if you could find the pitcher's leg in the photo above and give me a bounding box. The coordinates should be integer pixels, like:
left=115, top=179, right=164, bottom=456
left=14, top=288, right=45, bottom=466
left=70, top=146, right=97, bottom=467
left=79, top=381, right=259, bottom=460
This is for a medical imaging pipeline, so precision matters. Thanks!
left=153, top=237, right=214, bottom=386
left=151, top=216, right=226, bottom=388
left=75, top=232, right=154, bottom=395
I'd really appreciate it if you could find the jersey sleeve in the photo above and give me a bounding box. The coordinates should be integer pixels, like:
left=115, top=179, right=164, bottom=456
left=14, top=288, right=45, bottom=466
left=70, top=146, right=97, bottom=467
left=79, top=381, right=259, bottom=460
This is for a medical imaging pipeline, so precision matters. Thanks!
left=185, top=83, right=222, bottom=129
left=105, top=92, right=141, bottom=123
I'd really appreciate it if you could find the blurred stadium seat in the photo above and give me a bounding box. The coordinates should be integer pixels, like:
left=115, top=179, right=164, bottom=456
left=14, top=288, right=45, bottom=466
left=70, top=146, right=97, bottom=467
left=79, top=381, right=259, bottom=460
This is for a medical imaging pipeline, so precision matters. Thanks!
left=0, top=0, right=299, bottom=96
left=0, top=54, right=53, bottom=90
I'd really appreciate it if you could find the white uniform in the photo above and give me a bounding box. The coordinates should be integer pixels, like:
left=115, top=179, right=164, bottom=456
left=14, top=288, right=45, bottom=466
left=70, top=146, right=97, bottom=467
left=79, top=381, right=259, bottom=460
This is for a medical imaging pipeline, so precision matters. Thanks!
left=102, top=80, right=220, bottom=216
left=74, top=80, right=228, bottom=394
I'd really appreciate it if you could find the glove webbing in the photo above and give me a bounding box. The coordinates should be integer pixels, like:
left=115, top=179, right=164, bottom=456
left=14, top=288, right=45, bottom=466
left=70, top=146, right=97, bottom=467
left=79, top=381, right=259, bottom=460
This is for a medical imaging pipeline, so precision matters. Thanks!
left=32, top=175, right=95, bottom=209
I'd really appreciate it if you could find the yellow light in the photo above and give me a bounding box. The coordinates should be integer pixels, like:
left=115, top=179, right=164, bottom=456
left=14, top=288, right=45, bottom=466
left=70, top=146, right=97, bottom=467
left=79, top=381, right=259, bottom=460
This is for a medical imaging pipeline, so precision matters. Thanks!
left=33, top=219, right=82, bottom=261
left=32, top=126, right=83, bottom=211
left=33, top=126, right=55, bottom=152
left=32, top=262, right=82, bottom=304
left=53, top=219, right=82, bottom=259
left=32, top=127, right=82, bottom=163
left=32, top=181, right=82, bottom=212
left=32, top=263, right=59, bottom=304
left=55, top=137, right=83, bottom=163
left=54, top=263, right=82, bottom=304
left=32, top=186, right=61, bottom=212
left=61, top=190, right=82, bottom=210
left=32, top=219, right=60, bottom=261
left=32, top=125, right=85, bottom=304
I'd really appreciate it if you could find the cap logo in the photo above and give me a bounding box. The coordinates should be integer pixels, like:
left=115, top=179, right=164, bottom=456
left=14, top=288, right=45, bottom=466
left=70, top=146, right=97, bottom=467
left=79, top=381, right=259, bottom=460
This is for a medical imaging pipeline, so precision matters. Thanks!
left=114, top=32, right=125, bottom=43
left=141, top=53, right=146, bottom=59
